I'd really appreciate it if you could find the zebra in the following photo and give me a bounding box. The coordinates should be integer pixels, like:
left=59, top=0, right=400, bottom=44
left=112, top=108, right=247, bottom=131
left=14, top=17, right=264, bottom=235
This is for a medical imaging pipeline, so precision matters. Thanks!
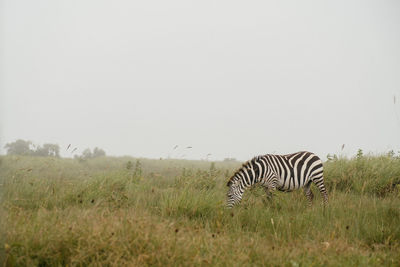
left=226, top=151, right=328, bottom=208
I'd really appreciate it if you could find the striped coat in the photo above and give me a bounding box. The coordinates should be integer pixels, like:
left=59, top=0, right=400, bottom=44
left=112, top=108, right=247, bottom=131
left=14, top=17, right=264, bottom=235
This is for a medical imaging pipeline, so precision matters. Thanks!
left=226, top=151, right=328, bottom=208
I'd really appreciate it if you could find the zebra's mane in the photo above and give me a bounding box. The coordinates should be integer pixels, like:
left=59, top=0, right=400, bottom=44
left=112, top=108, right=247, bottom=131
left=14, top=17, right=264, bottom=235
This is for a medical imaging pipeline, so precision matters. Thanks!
left=226, top=155, right=262, bottom=186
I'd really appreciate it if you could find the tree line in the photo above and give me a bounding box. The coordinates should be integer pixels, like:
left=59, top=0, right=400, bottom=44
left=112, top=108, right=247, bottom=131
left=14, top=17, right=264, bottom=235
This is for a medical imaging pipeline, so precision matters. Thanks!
left=4, top=139, right=106, bottom=159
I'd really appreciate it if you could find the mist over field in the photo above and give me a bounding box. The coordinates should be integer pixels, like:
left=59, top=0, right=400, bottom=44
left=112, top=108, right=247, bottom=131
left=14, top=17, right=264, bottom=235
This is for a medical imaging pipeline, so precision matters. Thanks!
left=1, top=0, right=400, bottom=160
left=1, top=1, right=400, bottom=266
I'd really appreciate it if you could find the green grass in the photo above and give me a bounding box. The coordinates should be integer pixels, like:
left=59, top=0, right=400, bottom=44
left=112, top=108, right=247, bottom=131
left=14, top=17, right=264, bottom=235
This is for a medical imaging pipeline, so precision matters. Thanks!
left=1, top=155, right=400, bottom=266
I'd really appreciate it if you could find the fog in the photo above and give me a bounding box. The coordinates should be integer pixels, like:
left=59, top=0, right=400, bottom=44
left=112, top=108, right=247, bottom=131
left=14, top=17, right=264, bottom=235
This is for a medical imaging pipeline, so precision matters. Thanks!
left=1, top=0, right=400, bottom=161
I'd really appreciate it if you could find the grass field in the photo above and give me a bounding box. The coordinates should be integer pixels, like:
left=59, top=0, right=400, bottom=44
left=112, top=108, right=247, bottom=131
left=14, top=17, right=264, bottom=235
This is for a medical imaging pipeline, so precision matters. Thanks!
left=1, top=154, right=400, bottom=266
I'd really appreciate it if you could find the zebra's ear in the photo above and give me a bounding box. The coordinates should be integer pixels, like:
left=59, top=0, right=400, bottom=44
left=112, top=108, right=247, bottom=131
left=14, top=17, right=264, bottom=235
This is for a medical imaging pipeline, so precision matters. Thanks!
left=227, top=180, right=232, bottom=187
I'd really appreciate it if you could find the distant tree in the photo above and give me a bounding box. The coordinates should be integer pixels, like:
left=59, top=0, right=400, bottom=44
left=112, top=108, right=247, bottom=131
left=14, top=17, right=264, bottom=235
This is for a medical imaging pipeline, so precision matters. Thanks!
left=46, top=144, right=60, bottom=157
left=4, top=139, right=60, bottom=157
left=79, top=147, right=106, bottom=160
left=82, top=148, right=93, bottom=159
left=92, top=147, right=106, bottom=158
left=223, top=157, right=237, bottom=162
left=4, top=139, right=34, bottom=155
left=34, top=144, right=60, bottom=157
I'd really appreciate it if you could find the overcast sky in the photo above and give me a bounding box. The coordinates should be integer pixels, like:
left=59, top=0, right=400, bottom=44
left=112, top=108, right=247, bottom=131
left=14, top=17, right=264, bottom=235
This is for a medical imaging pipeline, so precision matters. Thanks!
left=1, top=0, right=400, bottom=161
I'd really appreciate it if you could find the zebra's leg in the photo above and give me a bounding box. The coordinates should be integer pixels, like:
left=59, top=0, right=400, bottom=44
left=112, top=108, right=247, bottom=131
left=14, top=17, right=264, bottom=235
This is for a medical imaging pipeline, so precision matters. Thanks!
left=303, top=181, right=314, bottom=206
left=265, top=179, right=277, bottom=200
left=312, top=175, right=328, bottom=205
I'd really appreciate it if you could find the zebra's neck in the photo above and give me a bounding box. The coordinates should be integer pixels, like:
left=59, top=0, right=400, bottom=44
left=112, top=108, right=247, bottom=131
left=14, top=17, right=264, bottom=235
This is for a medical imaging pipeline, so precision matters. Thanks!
left=239, top=158, right=263, bottom=187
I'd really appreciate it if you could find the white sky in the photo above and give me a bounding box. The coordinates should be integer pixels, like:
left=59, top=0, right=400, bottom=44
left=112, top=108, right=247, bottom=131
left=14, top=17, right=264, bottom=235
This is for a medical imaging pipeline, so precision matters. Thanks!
left=1, top=0, right=400, bottom=161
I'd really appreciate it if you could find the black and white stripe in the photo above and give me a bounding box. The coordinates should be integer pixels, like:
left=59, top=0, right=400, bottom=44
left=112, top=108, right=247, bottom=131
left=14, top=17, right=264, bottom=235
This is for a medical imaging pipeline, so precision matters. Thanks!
left=226, top=151, right=328, bottom=208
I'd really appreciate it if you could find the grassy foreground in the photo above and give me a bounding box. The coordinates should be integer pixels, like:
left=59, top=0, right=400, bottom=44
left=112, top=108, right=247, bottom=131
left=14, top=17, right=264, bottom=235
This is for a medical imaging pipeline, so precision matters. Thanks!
left=1, top=155, right=400, bottom=266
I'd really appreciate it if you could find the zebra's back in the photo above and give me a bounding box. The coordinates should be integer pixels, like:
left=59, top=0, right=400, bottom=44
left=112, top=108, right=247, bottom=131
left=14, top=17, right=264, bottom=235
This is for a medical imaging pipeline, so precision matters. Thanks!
left=263, top=151, right=323, bottom=192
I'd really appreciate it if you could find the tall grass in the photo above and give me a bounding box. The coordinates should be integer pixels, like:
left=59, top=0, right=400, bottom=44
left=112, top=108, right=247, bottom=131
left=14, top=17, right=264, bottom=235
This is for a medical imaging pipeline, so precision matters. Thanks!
left=1, top=155, right=399, bottom=266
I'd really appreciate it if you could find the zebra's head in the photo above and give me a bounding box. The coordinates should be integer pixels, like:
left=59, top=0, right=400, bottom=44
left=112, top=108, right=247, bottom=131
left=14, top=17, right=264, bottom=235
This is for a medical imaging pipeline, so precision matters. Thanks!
left=226, top=158, right=262, bottom=208
left=226, top=178, right=241, bottom=208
